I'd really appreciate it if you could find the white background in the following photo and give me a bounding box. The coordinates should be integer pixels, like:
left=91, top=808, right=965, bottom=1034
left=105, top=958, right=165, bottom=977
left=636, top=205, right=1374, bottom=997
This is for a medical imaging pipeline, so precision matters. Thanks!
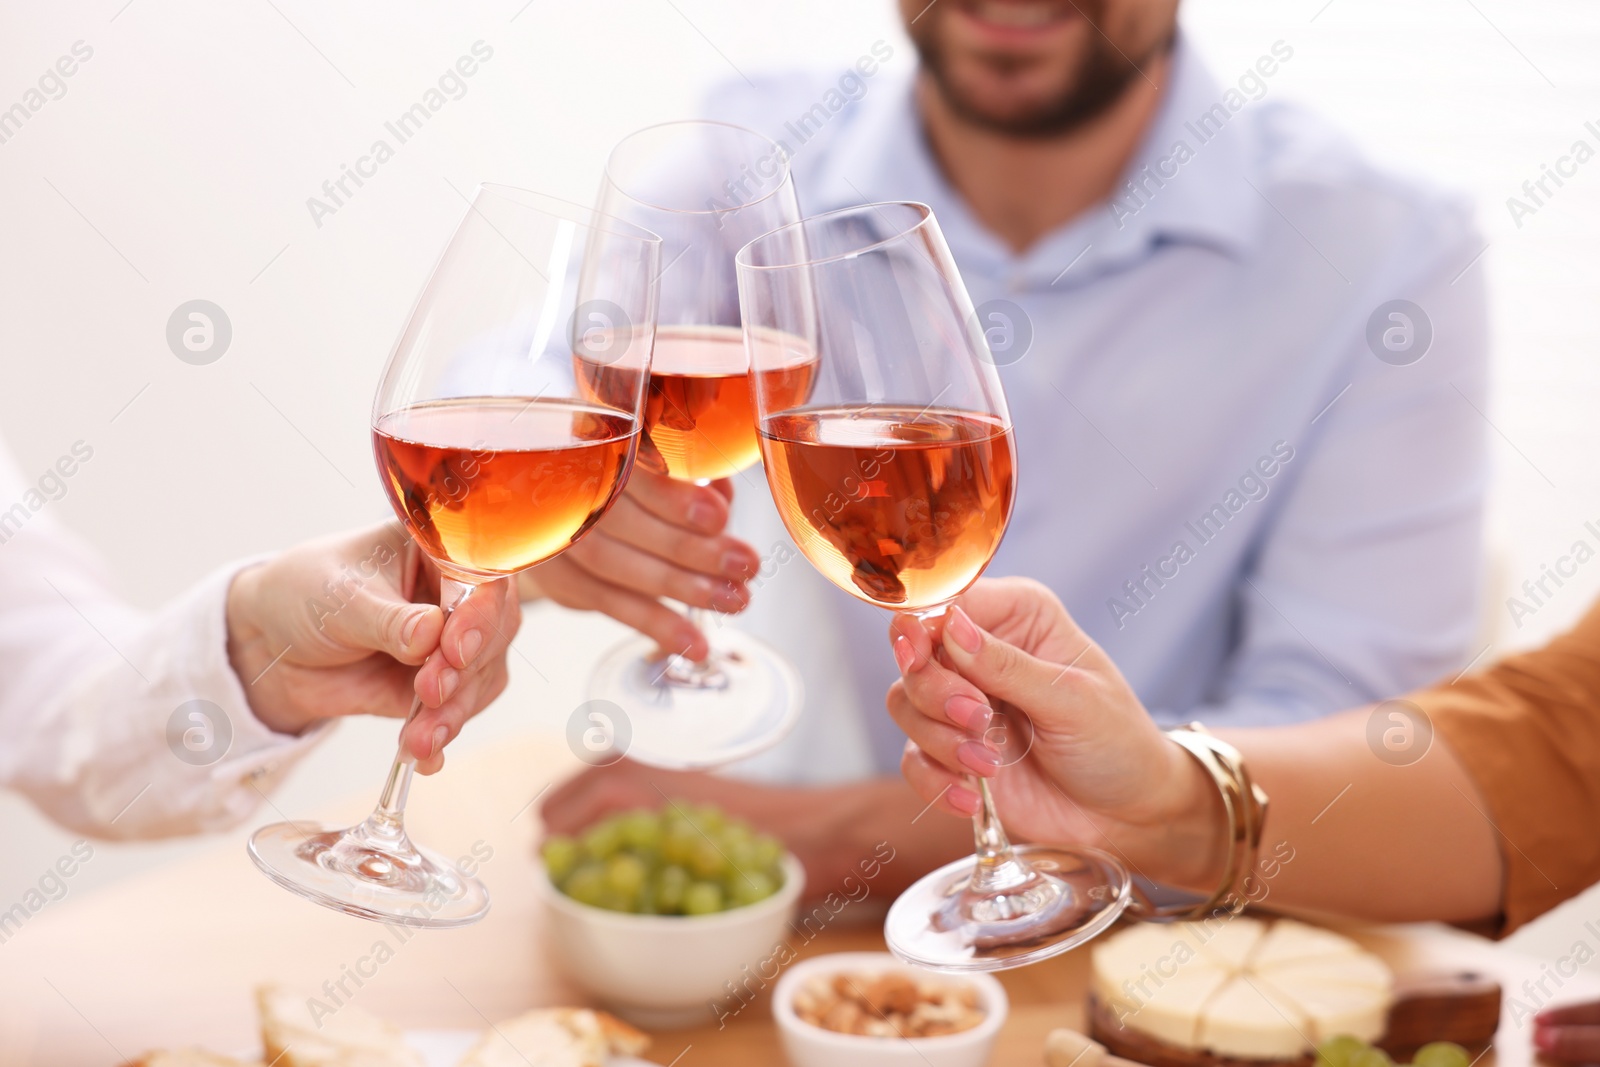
left=1, top=0, right=1597, bottom=962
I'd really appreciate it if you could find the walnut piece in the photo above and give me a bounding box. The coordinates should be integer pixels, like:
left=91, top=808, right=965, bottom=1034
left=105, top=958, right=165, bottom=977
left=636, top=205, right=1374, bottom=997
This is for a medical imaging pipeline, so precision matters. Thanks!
left=792, top=970, right=986, bottom=1039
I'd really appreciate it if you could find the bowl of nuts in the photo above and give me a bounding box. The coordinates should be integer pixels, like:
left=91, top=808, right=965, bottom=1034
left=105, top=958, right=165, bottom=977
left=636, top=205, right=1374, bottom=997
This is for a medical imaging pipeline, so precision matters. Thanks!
left=772, top=951, right=1007, bottom=1067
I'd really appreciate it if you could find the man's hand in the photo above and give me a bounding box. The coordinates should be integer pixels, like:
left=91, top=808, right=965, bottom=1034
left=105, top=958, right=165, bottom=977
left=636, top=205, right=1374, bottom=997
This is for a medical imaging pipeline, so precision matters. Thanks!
left=518, top=469, right=760, bottom=661
left=541, top=760, right=972, bottom=903
left=225, top=522, right=521, bottom=774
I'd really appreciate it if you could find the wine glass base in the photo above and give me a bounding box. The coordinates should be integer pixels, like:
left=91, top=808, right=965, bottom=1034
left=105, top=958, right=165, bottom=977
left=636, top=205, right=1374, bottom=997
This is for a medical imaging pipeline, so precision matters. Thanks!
left=248, top=819, right=490, bottom=928
left=587, top=629, right=803, bottom=770
left=885, top=844, right=1131, bottom=972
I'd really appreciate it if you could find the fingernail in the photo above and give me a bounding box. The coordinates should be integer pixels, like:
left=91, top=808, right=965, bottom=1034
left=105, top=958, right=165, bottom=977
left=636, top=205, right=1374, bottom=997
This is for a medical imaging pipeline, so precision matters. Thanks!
left=946, top=607, right=982, bottom=655
left=721, top=548, right=756, bottom=580
left=688, top=499, right=719, bottom=531
left=430, top=724, right=449, bottom=758
left=949, top=786, right=982, bottom=815
left=457, top=628, right=484, bottom=666
left=1535, top=1027, right=1557, bottom=1053
left=945, top=694, right=991, bottom=733
left=957, top=738, right=1002, bottom=776
left=893, top=635, right=919, bottom=674
left=401, top=608, right=427, bottom=646
left=710, top=581, right=747, bottom=613
left=438, top=668, right=460, bottom=704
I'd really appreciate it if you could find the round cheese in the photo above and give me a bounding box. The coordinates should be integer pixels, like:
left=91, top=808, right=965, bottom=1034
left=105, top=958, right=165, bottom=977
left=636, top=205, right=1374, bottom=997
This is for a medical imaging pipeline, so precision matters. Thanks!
left=1091, top=918, right=1393, bottom=1060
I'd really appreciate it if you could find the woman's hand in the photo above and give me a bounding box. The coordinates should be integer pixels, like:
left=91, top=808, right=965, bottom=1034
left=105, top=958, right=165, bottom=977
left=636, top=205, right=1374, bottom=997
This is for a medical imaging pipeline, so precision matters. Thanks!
left=225, top=523, right=522, bottom=774
left=1536, top=1003, right=1600, bottom=1062
left=886, top=577, right=1226, bottom=889
left=517, top=470, right=760, bottom=661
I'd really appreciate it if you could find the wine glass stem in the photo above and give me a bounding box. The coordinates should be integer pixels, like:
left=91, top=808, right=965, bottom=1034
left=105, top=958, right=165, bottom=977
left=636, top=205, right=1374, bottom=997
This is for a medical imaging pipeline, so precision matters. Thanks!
left=971, top=776, right=1010, bottom=864
left=661, top=479, right=723, bottom=675
left=369, top=575, right=475, bottom=835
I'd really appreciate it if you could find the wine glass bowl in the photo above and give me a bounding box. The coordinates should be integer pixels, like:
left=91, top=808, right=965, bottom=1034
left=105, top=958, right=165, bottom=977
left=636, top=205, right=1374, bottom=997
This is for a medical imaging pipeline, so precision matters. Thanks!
left=738, top=202, right=1016, bottom=618
left=373, top=397, right=639, bottom=579
left=737, top=202, right=1133, bottom=970
left=583, top=120, right=807, bottom=770
left=247, top=186, right=660, bottom=927
left=756, top=406, right=1015, bottom=611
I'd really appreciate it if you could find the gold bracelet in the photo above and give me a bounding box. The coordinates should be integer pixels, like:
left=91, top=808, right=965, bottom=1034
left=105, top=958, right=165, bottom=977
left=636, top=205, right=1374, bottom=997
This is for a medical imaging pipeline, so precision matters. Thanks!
left=1136, top=724, right=1268, bottom=922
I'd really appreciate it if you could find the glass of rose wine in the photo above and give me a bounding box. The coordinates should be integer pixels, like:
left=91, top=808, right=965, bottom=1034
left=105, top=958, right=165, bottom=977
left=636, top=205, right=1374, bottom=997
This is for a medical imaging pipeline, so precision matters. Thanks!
left=247, top=185, right=660, bottom=926
left=736, top=202, right=1133, bottom=970
left=580, top=120, right=807, bottom=769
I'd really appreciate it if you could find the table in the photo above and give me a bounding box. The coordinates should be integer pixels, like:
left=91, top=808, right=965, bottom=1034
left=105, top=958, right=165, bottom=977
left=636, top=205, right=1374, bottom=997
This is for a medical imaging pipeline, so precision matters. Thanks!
left=0, top=735, right=1575, bottom=1066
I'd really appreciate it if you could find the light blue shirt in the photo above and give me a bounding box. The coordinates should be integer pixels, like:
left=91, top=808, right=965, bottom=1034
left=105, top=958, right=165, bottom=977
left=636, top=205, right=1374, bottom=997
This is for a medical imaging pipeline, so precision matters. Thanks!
left=703, top=38, right=1490, bottom=780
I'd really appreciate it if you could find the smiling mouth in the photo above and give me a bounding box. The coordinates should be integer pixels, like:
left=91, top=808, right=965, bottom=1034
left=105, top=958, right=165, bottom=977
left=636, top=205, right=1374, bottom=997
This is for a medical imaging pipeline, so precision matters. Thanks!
left=958, top=0, right=1079, bottom=32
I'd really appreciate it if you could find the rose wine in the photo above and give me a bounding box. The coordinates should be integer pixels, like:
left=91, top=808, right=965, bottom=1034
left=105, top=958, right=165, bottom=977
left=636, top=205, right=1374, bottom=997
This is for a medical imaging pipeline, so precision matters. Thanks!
left=579, top=325, right=815, bottom=483
left=758, top=406, right=1015, bottom=608
left=374, top=397, right=638, bottom=578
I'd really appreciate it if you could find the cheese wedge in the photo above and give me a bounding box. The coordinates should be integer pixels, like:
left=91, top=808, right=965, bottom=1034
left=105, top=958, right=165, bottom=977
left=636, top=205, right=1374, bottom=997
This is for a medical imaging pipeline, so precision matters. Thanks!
left=1255, top=973, right=1389, bottom=1044
left=1251, top=919, right=1367, bottom=968
left=1102, top=965, right=1234, bottom=1051
left=1092, top=922, right=1213, bottom=992
left=256, top=984, right=424, bottom=1067
left=1264, top=954, right=1393, bottom=994
left=1193, top=916, right=1267, bottom=970
left=1197, top=975, right=1311, bottom=1060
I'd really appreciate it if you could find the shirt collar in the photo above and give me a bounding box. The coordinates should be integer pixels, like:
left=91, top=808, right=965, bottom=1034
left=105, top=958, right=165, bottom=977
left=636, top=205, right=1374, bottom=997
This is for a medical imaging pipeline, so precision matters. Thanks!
left=802, top=35, right=1263, bottom=289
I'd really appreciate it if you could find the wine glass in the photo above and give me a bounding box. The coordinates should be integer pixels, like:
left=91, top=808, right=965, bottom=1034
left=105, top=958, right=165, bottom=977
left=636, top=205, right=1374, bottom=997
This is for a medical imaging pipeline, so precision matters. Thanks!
left=248, top=185, right=660, bottom=926
left=582, top=120, right=806, bottom=769
left=736, top=202, right=1132, bottom=970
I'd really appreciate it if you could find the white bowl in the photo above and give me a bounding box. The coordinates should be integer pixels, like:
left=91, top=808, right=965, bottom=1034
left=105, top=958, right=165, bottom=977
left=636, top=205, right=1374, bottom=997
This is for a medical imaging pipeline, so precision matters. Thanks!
left=772, top=951, right=1008, bottom=1067
left=536, top=853, right=805, bottom=1030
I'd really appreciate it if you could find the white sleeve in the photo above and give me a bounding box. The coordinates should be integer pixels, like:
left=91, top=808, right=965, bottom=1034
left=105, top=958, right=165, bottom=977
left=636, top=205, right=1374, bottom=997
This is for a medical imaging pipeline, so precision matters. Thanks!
left=0, top=442, right=330, bottom=839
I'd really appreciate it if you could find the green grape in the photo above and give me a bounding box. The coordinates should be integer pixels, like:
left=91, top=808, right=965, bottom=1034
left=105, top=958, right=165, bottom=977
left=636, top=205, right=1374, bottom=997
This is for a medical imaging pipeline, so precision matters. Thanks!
left=1349, top=1046, right=1393, bottom=1067
left=723, top=838, right=758, bottom=875
left=656, top=865, right=690, bottom=913
left=683, top=881, right=724, bottom=915
left=598, top=887, right=636, bottom=912
left=750, top=833, right=783, bottom=870
left=729, top=871, right=777, bottom=907
left=1316, top=1036, right=1371, bottom=1067
left=563, top=863, right=607, bottom=907
left=691, top=804, right=725, bottom=835
left=581, top=818, right=623, bottom=861
left=620, top=809, right=662, bottom=852
left=1412, top=1044, right=1470, bottom=1067
left=662, top=822, right=697, bottom=866
left=688, top=836, right=727, bottom=880
left=635, top=884, right=658, bottom=915
left=540, top=836, right=580, bottom=883
left=562, top=804, right=786, bottom=915
left=605, top=853, right=648, bottom=897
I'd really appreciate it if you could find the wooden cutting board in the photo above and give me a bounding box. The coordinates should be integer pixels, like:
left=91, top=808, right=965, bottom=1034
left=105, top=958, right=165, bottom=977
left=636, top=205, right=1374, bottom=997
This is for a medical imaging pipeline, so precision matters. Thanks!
left=1090, top=971, right=1503, bottom=1067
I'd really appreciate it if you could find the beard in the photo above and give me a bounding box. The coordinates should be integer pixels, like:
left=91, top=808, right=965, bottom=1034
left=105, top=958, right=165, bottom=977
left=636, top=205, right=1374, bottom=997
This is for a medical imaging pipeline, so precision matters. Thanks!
left=910, top=14, right=1174, bottom=138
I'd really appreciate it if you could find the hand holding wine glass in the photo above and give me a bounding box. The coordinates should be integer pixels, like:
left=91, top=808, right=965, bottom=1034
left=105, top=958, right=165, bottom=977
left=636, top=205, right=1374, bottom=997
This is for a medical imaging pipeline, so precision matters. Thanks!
left=226, top=521, right=523, bottom=773
left=580, top=119, right=807, bottom=770
left=885, top=578, right=1226, bottom=892
left=248, top=185, right=660, bottom=927
left=738, top=200, right=1135, bottom=970
left=516, top=467, right=759, bottom=663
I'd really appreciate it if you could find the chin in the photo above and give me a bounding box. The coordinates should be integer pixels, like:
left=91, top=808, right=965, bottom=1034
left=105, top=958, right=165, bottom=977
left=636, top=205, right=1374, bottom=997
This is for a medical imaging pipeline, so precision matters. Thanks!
left=941, top=68, right=1075, bottom=127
